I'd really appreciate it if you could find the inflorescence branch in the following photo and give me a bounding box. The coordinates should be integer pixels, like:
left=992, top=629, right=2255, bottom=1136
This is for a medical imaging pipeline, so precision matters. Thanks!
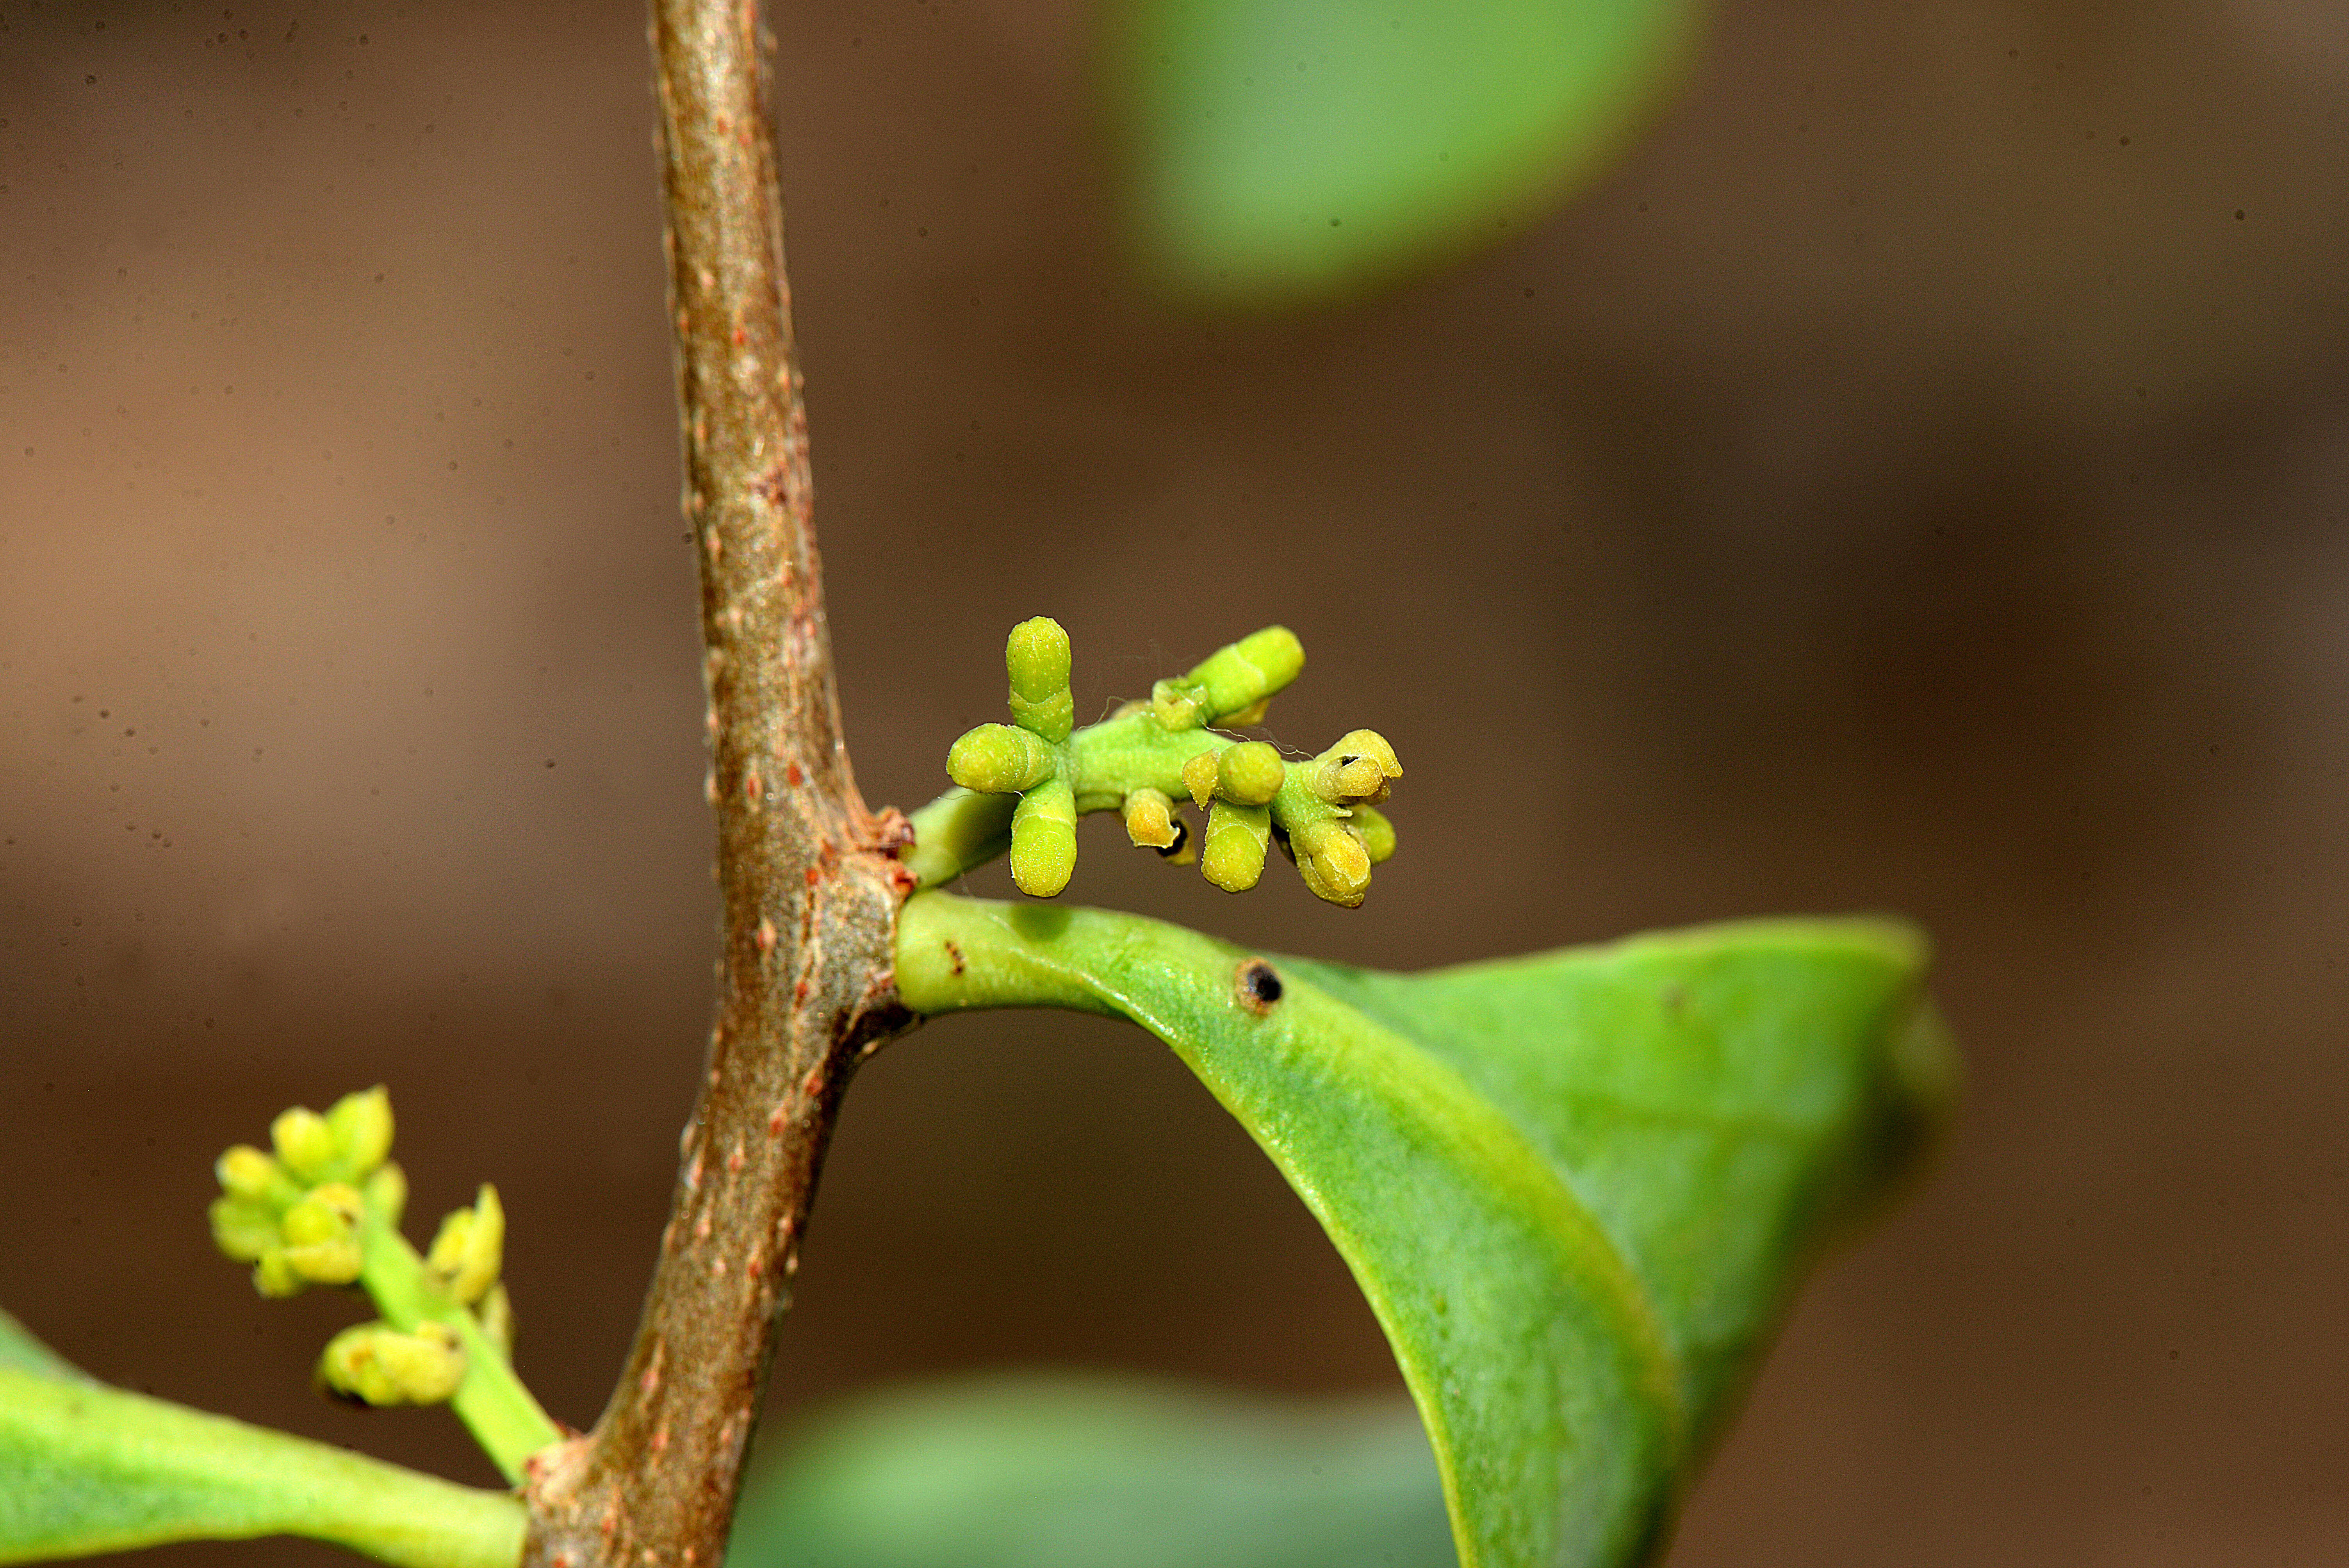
left=207, top=1087, right=564, bottom=1485
left=905, top=621, right=1401, bottom=907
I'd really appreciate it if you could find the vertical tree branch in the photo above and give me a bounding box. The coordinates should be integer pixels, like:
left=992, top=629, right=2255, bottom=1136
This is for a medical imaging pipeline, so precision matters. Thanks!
left=519, top=2, right=918, bottom=1564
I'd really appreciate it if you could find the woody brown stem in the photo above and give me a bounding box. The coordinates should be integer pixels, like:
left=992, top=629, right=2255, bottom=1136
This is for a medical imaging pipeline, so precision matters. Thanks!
left=517, top=2, right=919, bottom=1564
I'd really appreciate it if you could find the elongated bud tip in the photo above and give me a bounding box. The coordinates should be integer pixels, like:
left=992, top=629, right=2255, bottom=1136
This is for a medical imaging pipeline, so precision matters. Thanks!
left=1217, top=741, right=1285, bottom=807
left=325, top=1086, right=394, bottom=1178
left=1228, top=626, right=1305, bottom=695
left=270, top=1107, right=338, bottom=1183
left=948, top=723, right=1057, bottom=794
left=1009, top=778, right=1078, bottom=897
left=428, top=1185, right=505, bottom=1305
left=1006, top=618, right=1075, bottom=741
left=1293, top=819, right=1374, bottom=907
left=1201, top=801, right=1271, bottom=893
left=321, top=1321, right=467, bottom=1406
left=1184, top=627, right=1305, bottom=725
left=1005, top=617, right=1071, bottom=700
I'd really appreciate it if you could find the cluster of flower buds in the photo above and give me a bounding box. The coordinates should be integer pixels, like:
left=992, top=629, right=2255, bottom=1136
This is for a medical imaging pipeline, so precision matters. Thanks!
left=939, top=620, right=1401, bottom=907
left=1189, top=727, right=1401, bottom=905
left=210, top=1087, right=520, bottom=1414
left=209, top=1087, right=401, bottom=1298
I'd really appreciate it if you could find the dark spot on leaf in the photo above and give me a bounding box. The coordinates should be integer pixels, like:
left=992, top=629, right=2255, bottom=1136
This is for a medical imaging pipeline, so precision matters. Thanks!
left=1236, top=958, right=1282, bottom=1014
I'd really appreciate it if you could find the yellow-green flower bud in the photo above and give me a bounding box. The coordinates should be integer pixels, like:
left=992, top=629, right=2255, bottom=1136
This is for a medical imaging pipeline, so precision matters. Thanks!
left=477, top=1282, right=515, bottom=1358
left=1217, top=742, right=1285, bottom=807
left=280, top=1183, right=365, bottom=1285
left=210, top=1196, right=280, bottom=1263
left=326, top=1086, right=394, bottom=1178
left=215, top=1144, right=281, bottom=1203
left=282, top=1183, right=363, bottom=1244
left=1309, top=729, right=1402, bottom=805
left=1351, top=804, right=1397, bottom=864
left=320, top=1320, right=466, bottom=1406
left=1292, top=818, right=1374, bottom=908
left=271, top=1106, right=338, bottom=1183
left=253, top=1247, right=305, bottom=1298
left=947, top=723, right=1058, bottom=795
left=1008, top=776, right=1077, bottom=898
left=283, top=1237, right=362, bottom=1285
left=364, top=1161, right=408, bottom=1229
left=1181, top=627, right=1304, bottom=726
left=1180, top=749, right=1221, bottom=810
left=1005, top=617, right=1075, bottom=743
left=428, top=1185, right=504, bottom=1305
left=1122, top=787, right=1179, bottom=850
left=1201, top=801, right=1272, bottom=893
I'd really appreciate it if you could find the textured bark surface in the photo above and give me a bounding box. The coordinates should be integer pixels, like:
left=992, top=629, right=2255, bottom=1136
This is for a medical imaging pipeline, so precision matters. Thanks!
left=517, top=2, right=919, bottom=1564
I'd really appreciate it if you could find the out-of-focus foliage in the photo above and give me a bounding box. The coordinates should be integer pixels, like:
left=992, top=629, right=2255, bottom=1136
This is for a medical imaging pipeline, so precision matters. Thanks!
left=727, top=1378, right=1456, bottom=1568
left=1114, top=0, right=1700, bottom=303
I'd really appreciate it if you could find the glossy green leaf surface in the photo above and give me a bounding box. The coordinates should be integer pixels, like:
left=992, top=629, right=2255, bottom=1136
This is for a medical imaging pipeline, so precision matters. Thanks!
left=0, top=1356, right=524, bottom=1568
left=1115, top=0, right=1700, bottom=302
left=896, top=895, right=1953, bottom=1568
left=727, top=1377, right=1455, bottom=1568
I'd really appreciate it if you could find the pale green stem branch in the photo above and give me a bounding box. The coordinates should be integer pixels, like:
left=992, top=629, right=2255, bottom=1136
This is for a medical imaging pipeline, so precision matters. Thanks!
left=356, top=1222, right=563, bottom=1485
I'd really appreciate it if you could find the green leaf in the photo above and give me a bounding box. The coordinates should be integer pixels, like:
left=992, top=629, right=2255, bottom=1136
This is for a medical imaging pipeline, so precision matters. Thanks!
left=0, top=1365, right=524, bottom=1568
left=896, top=897, right=1955, bottom=1568
left=0, top=1310, right=89, bottom=1384
left=1116, top=0, right=1702, bottom=303
left=727, top=1377, right=1456, bottom=1568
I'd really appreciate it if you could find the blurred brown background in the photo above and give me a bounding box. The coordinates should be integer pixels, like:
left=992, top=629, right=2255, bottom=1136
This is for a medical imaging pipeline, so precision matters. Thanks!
left=5, top=0, right=2346, bottom=1563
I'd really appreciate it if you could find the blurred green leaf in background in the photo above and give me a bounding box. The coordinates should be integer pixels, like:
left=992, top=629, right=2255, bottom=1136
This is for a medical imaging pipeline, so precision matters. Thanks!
left=1114, top=0, right=1703, bottom=303
left=727, top=1379, right=1456, bottom=1568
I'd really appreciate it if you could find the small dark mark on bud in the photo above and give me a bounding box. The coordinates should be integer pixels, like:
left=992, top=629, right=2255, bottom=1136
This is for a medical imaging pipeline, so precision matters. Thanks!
left=1154, top=816, right=1190, bottom=859
left=945, top=939, right=965, bottom=976
left=1236, top=957, right=1282, bottom=1014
